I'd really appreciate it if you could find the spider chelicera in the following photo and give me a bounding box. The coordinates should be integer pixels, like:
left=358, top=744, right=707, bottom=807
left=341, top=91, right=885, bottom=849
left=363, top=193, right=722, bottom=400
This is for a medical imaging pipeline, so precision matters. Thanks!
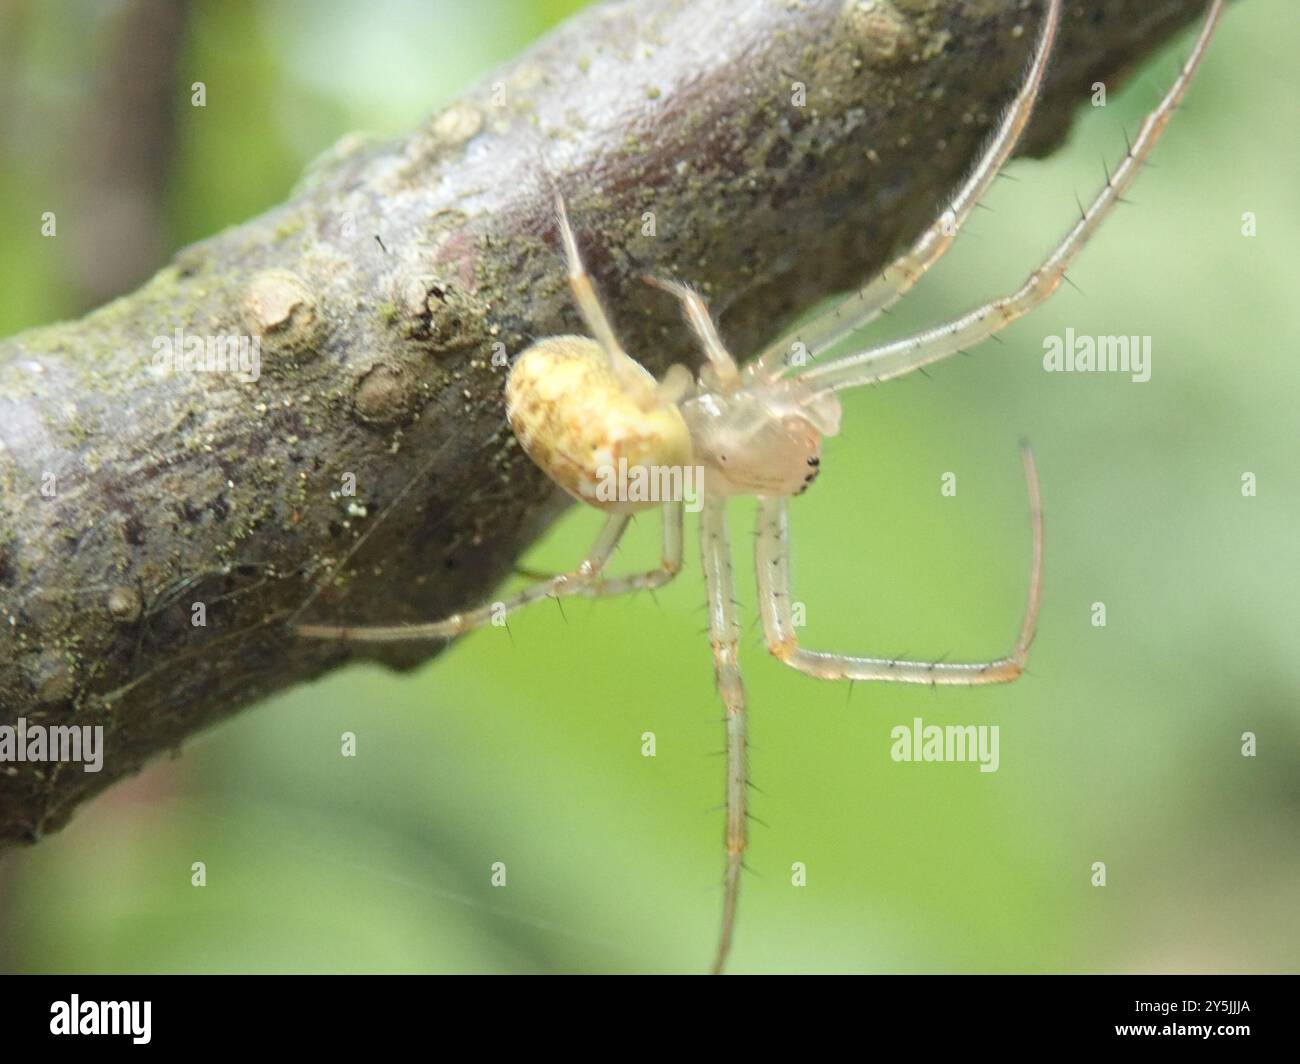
left=297, top=0, right=1225, bottom=973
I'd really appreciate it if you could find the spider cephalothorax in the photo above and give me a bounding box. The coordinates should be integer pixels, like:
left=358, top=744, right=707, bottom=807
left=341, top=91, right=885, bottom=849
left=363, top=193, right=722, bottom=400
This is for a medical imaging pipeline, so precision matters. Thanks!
left=297, top=0, right=1226, bottom=974
left=682, top=380, right=840, bottom=498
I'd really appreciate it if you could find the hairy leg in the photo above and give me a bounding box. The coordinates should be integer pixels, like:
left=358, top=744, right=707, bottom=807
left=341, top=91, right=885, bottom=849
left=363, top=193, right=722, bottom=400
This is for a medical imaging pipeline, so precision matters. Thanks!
left=750, top=0, right=1062, bottom=379
left=794, top=0, right=1224, bottom=396
left=644, top=275, right=741, bottom=390
left=295, top=503, right=683, bottom=643
left=756, top=446, right=1043, bottom=684
left=552, top=193, right=656, bottom=403
left=701, top=496, right=748, bottom=974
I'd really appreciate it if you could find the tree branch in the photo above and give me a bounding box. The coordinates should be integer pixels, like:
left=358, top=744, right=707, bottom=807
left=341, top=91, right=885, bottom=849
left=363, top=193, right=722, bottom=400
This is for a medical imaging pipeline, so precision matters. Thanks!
left=0, top=0, right=1209, bottom=850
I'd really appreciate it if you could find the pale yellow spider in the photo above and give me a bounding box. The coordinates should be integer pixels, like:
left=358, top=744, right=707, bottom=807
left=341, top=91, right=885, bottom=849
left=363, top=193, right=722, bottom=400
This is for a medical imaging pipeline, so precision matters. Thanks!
left=298, top=0, right=1224, bottom=973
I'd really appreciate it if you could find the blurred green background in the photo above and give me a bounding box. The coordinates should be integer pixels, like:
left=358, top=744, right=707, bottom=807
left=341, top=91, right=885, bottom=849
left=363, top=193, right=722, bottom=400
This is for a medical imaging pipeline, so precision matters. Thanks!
left=1, top=0, right=1296, bottom=974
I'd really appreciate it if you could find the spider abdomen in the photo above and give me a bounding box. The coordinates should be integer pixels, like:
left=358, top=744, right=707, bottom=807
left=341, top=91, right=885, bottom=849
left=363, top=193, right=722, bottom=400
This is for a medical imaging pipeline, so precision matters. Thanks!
left=506, top=335, right=693, bottom=513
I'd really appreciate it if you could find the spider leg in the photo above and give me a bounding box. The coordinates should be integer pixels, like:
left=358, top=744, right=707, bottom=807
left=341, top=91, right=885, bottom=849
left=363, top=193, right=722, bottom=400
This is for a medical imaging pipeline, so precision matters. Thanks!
left=295, top=503, right=684, bottom=642
left=571, top=500, right=684, bottom=599
left=552, top=193, right=656, bottom=403
left=643, top=275, right=741, bottom=389
left=701, top=496, right=747, bottom=974
left=656, top=363, right=696, bottom=404
left=514, top=503, right=684, bottom=591
left=750, top=0, right=1062, bottom=381
left=755, top=445, right=1043, bottom=684
left=792, top=0, right=1224, bottom=397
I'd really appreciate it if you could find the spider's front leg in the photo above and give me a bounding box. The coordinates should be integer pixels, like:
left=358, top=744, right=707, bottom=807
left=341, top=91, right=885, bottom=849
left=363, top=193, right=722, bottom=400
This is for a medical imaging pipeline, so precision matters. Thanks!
left=294, top=501, right=683, bottom=644
left=749, top=0, right=1062, bottom=380
left=755, top=446, right=1043, bottom=685
left=793, top=0, right=1224, bottom=397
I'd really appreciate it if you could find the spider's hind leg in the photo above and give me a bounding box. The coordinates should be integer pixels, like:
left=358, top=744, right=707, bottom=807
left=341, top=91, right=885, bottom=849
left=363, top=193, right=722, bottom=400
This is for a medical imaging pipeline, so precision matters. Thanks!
left=295, top=502, right=684, bottom=644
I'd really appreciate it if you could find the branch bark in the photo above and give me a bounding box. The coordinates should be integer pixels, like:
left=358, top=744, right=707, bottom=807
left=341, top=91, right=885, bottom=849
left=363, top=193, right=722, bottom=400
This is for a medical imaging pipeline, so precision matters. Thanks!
left=0, top=0, right=1209, bottom=850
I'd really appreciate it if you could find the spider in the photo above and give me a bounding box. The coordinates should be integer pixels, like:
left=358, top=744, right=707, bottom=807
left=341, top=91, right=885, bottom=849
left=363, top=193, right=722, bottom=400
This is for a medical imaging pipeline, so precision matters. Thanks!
left=297, top=0, right=1224, bottom=973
